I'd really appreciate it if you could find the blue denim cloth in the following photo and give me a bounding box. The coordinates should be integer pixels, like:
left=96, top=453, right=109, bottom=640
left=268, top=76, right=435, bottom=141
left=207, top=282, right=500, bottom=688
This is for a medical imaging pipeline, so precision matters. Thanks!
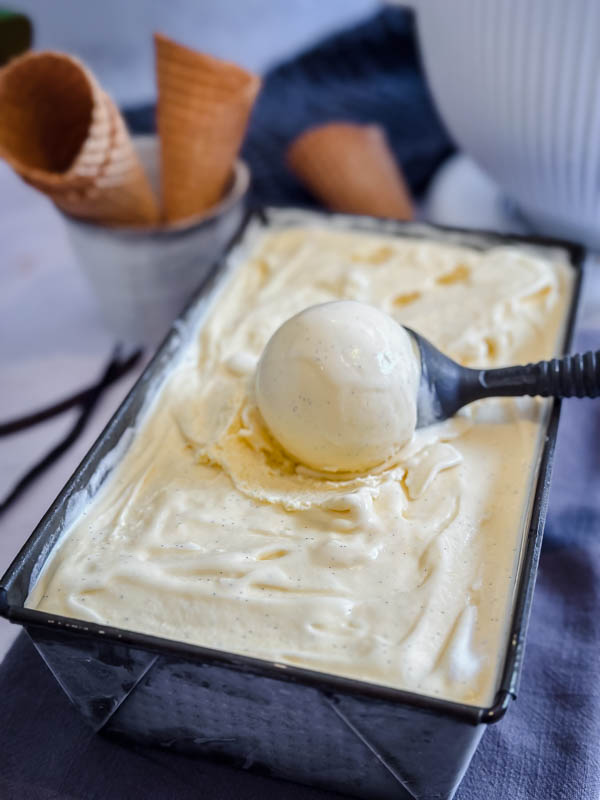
left=2, top=8, right=598, bottom=799
left=457, top=327, right=600, bottom=800
left=123, top=8, right=454, bottom=203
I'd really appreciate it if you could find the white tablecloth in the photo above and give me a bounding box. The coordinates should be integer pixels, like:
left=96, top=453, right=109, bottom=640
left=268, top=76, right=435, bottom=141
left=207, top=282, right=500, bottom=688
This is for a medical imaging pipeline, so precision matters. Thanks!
left=0, top=166, right=147, bottom=656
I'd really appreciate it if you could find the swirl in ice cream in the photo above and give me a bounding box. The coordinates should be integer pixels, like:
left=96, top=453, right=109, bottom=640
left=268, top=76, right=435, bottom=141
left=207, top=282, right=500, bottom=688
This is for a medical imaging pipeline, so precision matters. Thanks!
left=255, top=301, right=420, bottom=473
left=26, top=221, right=573, bottom=706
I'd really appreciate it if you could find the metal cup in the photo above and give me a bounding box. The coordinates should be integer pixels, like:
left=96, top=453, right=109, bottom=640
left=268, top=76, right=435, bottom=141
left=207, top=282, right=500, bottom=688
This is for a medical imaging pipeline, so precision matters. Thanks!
left=61, top=135, right=250, bottom=345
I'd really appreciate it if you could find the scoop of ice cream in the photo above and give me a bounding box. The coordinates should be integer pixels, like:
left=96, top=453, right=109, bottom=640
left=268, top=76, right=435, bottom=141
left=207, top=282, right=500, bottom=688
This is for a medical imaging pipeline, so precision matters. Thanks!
left=255, top=300, right=420, bottom=472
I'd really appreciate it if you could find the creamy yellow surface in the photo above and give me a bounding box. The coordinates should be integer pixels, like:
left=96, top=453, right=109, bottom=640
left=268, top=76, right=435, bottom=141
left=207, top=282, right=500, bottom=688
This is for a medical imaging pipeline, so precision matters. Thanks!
left=27, top=222, right=573, bottom=706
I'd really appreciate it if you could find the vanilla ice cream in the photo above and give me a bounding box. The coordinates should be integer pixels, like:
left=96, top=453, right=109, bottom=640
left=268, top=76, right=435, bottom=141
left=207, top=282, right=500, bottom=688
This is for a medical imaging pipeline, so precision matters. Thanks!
left=26, top=219, right=573, bottom=706
left=255, top=301, right=420, bottom=473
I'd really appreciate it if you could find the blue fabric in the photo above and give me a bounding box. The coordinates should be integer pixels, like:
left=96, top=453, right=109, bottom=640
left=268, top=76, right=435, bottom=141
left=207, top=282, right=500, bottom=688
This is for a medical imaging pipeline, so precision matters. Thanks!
left=123, top=8, right=454, bottom=203
left=2, top=8, right=599, bottom=799
left=458, top=327, right=600, bottom=798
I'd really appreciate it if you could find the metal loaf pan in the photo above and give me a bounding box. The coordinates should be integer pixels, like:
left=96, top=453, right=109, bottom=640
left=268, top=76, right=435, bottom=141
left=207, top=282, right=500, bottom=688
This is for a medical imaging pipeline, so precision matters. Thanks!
left=0, top=208, right=584, bottom=800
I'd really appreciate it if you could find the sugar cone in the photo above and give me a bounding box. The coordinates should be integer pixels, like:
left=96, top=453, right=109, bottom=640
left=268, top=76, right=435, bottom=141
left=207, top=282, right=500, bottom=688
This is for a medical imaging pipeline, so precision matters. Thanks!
left=0, top=51, right=111, bottom=191
left=47, top=94, right=160, bottom=225
left=0, top=50, right=159, bottom=225
left=154, top=33, right=260, bottom=222
left=287, top=123, right=414, bottom=221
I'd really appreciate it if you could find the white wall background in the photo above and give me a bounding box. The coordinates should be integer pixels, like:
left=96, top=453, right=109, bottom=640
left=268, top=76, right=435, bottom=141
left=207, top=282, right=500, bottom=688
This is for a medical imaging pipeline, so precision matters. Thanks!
left=11, top=0, right=380, bottom=107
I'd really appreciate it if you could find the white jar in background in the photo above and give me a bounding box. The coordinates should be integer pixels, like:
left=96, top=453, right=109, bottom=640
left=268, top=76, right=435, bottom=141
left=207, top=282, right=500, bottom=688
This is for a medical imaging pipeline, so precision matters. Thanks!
left=404, top=0, right=600, bottom=248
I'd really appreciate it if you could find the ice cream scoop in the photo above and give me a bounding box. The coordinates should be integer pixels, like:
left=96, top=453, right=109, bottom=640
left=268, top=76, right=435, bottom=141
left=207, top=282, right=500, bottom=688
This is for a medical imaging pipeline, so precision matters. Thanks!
left=256, top=300, right=600, bottom=473
left=411, top=330, right=600, bottom=427
left=255, top=301, right=420, bottom=472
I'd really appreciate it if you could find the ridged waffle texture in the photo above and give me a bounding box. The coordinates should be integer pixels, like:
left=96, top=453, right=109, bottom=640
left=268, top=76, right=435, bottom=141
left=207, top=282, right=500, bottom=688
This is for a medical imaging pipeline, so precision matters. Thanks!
left=154, top=33, right=260, bottom=222
left=0, top=50, right=159, bottom=225
left=287, top=123, right=413, bottom=220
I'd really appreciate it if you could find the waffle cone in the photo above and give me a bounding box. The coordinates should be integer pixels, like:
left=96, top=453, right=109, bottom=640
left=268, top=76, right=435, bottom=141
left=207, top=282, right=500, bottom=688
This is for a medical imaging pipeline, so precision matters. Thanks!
left=287, top=123, right=414, bottom=221
left=154, top=33, right=260, bottom=222
left=0, top=50, right=158, bottom=225
left=46, top=94, right=160, bottom=225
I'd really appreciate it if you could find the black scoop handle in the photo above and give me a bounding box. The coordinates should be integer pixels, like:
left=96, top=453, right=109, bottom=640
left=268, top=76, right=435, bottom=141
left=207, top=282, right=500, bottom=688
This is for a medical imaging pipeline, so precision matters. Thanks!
left=477, top=351, right=600, bottom=399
